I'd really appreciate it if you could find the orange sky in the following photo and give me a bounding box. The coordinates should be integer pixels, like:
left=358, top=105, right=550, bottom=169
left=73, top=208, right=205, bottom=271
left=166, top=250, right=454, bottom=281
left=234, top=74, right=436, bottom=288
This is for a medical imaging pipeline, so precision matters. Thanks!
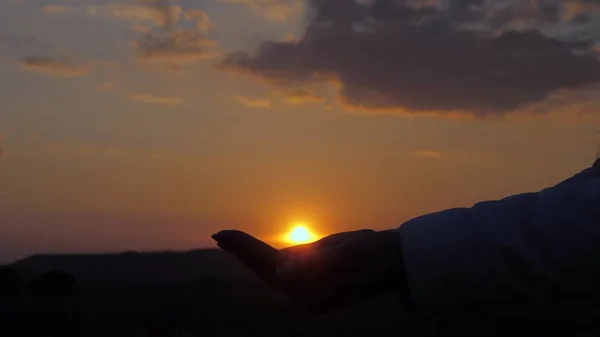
left=1, top=0, right=600, bottom=263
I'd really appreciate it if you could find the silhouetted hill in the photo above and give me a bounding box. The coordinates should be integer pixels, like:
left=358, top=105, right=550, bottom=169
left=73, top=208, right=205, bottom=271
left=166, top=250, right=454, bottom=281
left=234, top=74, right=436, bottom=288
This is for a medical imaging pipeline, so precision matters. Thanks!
left=10, top=249, right=259, bottom=284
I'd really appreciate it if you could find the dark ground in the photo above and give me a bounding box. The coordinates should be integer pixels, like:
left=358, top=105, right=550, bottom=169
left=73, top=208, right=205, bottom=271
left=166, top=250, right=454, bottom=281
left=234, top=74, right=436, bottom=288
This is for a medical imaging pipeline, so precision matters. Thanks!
left=2, top=250, right=599, bottom=337
left=0, top=250, right=416, bottom=337
left=0, top=281, right=412, bottom=337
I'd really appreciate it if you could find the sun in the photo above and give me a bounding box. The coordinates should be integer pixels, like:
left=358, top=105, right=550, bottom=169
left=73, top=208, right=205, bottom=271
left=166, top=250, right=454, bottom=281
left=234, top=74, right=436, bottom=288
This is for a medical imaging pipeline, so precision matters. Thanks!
left=285, top=223, right=317, bottom=245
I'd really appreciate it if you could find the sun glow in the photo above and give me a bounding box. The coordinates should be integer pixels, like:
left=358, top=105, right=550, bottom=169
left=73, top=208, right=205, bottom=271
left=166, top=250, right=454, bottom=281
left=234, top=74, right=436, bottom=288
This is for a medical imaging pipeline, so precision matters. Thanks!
left=284, top=222, right=317, bottom=244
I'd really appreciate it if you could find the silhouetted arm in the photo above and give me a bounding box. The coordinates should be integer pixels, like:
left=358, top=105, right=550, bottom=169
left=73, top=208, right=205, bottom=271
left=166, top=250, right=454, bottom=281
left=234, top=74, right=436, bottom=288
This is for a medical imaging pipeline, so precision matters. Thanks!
left=396, top=159, right=600, bottom=314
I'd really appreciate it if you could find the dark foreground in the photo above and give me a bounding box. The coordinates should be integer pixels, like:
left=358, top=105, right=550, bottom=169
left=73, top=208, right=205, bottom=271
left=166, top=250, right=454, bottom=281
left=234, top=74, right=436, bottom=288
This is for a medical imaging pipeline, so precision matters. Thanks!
left=5, top=279, right=600, bottom=337
left=0, top=251, right=415, bottom=337
left=0, top=281, right=412, bottom=337
left=2, top=251, right=600, bottom=337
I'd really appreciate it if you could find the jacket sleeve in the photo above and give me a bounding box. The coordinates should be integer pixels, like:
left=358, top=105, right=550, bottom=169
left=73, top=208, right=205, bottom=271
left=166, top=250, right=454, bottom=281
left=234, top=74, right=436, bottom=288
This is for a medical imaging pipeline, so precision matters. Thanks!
left=395, top=160, right=600, bottom=314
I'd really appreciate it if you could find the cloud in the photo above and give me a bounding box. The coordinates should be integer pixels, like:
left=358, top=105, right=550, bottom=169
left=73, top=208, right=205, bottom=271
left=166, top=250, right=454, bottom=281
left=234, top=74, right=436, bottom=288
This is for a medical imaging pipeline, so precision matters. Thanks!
left=129, top=93, right=184, bottom=105
left=42, top=5, right=74, bottom=14
left=220, top=0, right=303, bottom=22
left=218, top=0, right=600, bottom=117
left=123, top=1, right=219, bottom=67
left=133, top=23, right=152, bottom=34
left=98, top=82, right=115, bottom=92
left=21, top=57, right=90, bottom=77
left=283, top=89, right=325, bottom=104
left=31, top=143, right=123, bottom=159
left=86, top=3, right=182, bottom=28
left=185, top=9, right=214, bottom=33
left=95, top=60, right=120, bottom=69
left=134, top=28, right=219, bottom=63
left=414, top=150, right=443, bottom=159
left=235, top=96, right=272, bottom=108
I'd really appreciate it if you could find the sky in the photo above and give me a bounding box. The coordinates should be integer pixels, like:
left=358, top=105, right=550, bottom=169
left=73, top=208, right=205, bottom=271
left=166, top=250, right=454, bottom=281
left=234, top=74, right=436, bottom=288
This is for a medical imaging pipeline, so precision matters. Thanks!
left=1, top=0, right=600, bottom=263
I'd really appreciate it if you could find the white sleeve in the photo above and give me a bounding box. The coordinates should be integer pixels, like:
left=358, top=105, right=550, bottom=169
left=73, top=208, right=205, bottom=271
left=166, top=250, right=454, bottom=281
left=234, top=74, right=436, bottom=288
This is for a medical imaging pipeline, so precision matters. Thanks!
left=396, top=161, right=600, bottom=314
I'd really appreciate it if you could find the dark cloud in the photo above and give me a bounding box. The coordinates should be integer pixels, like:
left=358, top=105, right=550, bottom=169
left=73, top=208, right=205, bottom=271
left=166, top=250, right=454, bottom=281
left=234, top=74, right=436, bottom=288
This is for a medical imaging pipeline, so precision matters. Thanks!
left=219, top=0, right=600, bottom=116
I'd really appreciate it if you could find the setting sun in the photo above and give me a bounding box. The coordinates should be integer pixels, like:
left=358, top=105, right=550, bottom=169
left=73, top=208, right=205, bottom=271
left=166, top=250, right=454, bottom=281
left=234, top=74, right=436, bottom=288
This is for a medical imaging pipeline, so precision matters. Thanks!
left=285, top=223, right=318, bottom=245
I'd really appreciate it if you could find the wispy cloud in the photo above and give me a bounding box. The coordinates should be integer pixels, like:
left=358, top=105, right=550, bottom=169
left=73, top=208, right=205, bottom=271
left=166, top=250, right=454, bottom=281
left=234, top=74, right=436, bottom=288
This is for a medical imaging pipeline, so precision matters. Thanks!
left=283, top=89, right=325, bottom=104
left=184, top=9, right=214, bottom=33
left=21, top=57, right=90, bottom=78
left=133, top=28, right=219, bottom=63
left=98, top=82, right=115, bottom=92
left=31, top=143, right=123, bottom=159
left=414, top=150, right=443, bottom=159
left=129, top=93, right=184, bottom=105
left=220, top=0, right=302, bottom=22
left=86, top=3, right=182, bottom=28
left=42, top=5, right=75, bottom=14
left=101, top=1, right=221, bottom=68
left=235, top=96, right=271, bottom=108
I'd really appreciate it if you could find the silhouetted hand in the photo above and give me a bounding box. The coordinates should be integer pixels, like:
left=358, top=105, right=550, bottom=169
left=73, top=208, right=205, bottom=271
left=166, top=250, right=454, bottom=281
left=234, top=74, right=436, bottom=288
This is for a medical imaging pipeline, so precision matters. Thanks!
left=212, top=229, right=408, bottom=313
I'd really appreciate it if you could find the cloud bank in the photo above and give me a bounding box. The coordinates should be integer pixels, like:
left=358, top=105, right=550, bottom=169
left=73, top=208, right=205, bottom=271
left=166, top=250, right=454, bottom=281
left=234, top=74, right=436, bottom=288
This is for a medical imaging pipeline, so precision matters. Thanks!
left=219, top=0, right=600, bottom=116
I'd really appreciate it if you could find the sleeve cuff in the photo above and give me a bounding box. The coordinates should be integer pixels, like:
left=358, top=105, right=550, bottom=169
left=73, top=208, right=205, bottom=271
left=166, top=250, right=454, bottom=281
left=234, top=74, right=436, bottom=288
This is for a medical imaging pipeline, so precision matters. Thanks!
left=394, top=208, right=482, bottom=314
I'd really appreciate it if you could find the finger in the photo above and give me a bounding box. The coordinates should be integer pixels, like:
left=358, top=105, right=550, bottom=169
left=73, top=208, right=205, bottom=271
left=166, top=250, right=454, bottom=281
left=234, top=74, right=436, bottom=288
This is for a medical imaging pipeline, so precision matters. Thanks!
left=212, top=230, right=280, bottom=262
left=212, top=230, right=284, bottom=283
